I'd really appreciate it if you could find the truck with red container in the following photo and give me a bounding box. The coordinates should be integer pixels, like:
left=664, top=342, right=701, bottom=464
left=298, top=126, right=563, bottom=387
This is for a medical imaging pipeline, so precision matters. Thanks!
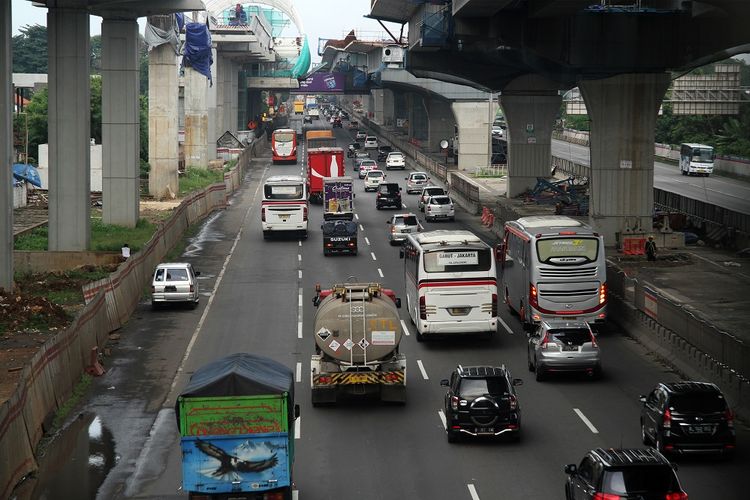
left=307, top=147, right=344, bottom=203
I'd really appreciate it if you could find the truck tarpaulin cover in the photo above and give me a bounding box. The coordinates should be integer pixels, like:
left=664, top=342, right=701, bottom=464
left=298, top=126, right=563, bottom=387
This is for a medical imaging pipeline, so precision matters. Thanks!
left=176, top=354, right=294, bottom=425
left=182, top=23, right=213, bottom=84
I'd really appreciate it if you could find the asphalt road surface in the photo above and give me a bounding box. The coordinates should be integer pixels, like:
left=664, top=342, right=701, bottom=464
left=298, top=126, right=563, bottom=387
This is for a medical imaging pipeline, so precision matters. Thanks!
left=29, top=123, right=748, bottom=500
left=551, top=139, right=750, bottom=215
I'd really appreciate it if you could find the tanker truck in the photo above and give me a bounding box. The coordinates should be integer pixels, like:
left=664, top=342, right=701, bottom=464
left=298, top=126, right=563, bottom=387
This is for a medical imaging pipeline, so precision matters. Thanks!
left=310, top=282, right=406, bottom=405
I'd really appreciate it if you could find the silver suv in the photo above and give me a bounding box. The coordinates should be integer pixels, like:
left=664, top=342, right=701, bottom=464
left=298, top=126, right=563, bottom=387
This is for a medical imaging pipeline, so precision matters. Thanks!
left=527, top=320, right=601, bottom=381
left=386, top=213, right=421, bottom=245
left=151, top=262, right=200, bottom=309
left=405, top=172, right=429, bottom=194
left=418, top=186, right=447, bottom=211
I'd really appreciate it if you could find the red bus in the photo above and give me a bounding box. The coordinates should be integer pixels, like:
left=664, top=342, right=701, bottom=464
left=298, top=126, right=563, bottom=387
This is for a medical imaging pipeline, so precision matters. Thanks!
left=272, top=128, right=297, bottom=164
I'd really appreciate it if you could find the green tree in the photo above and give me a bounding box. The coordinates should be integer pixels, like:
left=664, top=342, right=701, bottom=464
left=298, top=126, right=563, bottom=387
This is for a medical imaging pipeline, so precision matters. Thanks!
left=12, top=24, right=47, bottom=73
left=25, top=87, right=48, bottom=162
left=90, top=35, right=102, bottom=74
left=90, top=76, right=103, bottom=144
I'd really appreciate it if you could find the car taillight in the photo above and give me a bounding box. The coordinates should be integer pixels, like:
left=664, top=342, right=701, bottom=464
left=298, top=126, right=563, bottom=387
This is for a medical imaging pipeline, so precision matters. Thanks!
left=263, top=493, right=285, bottom=500
left=427, top=205, right=432, bottom=212
left=590, top=332, right=598, bottom=348
left=303, top=206, right=308, bottom=221
left=592, top=494, right=621, bottom=500
left=491, top=293, right=498, bottom=317
left=725, top=408, right=734, bottom=428
left=540, top=333, right=551, bottom=349
left=665, top=493, right=688, bottom=500
left=529, top=283, right=538, bottom=308
left=151, top=286, right=155, bottom=293
left=391, top=226, right=396, bottom=233
left=599, top=282, right=607, bottom=304
left=261, top=207, right=266, bottom=222
left=451, top=396, right=459, bottom=411
left=663, top=408, right=672, bottom=429
left=190, top=285, right=194, bottom=293
left=508, top=394, right=517, bottom=410
left=419, top=295, right=427, bottom=320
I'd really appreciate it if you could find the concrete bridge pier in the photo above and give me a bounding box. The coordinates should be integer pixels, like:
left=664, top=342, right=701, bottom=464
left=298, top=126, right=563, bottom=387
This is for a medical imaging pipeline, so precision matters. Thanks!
left=148, top=43, right=179, bottom=199
left=101, top=18, right=140, bottom=227
left=206, top=46, right=218, bottom=160
left=1, top=0, right=11, bottom=289
left=501, top=76, right=561, bottom=197
left=229, top=62, right=239, bottom=133
left=579, top=73, right=671, bottom=246
left=451, top=101, right=493, bottom=171
left=425, top=96, right=454, bottom=153
left=183, top=66, right=209, bottom=168
left=48, top=7, right=91, bottom=250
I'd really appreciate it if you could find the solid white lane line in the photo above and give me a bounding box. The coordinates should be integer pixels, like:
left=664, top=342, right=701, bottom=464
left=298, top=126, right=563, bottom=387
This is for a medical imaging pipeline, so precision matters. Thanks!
left=355, top=213, right=359, bottom=220
left=298, top=270, right=302, bottom=280
left=295, top=417, right=301, bottom=439
left=365, top=237, right=370, bottom=246
left=371, top=252, right=377, bottom=261
left=298, top=289, right=303, bottom=307
left=296, top=362, right=302, bottom=383
left=438, top=409, right=446, bottom=429
left=378, top=268, right=384, bottom=278
left=297, top=322, right=303, bottom=339
left=574, top=408, right=599, bottom=434
left=467, top=484, right=481, bottom=500
left=498, top=316, right=514, bottom=335
left=359, top=224, right=364, bottom=231
left=401, top=319, right=410, bottom=336
left=417, top=360, right=429, bottom=380
left=293, top=490, right=298, bottom=500
left=402, top=203, right=407, bottom=208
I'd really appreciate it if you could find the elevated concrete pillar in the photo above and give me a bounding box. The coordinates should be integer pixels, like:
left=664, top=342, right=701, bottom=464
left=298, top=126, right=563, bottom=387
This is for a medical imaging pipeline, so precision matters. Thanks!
left=48, top=8, right=90, bottom=250
left=238, top=70, right=247, bottom=131
left=222, top=60, right=234, bottom=132
left=579, top=73, right=671, bottom=245
left=216, top=56, right=226, bottom=134
left=425, top=97, right=454, bottom=153
left=382, top=89, right=394, bottom=127
left=409, top=93, right=428, bottom=144
left=371, top=89, right=385, bottom=125
left=206, top=46, right=218, bottom=160
left=501, top=76, right=561, bottom=197
left=148, top=43, right=179, bottom=199
left=230, top=62, right=239, bottom=132
left=183, top=67, right=209, bottom=168
left=451, top=101, right=492, bottom=171
left=1, top=0, right=12, bottom=289
left=101, top=18, right=140, bottom=227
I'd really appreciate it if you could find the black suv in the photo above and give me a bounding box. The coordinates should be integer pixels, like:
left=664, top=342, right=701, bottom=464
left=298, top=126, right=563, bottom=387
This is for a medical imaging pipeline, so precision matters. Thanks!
left=376, top=145, right=393, bottom=162
left=440, top=365, right=522, bottom=443
left=640, top=381, right=735, bottom=457
left=564, top=448, right=687, bottom=500
left=376, top=183, right=402, bottom=209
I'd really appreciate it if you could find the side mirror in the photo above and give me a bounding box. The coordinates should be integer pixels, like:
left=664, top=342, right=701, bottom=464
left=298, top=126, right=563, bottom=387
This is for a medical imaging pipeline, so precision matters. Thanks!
left=564, top=464, right=577, bottom=475
left=195, top=271, right=201, bottom=276
left=395, top=298, right=402, bottom=309
left=386, top=220, right=391, bottom=224
left=404, top=177, right=408, bottom=180
left=440, top=379, right=449, bottom=387
left=512, top=378, right=523, bottom=387
left=294, top=404, right=300, bottom=419
left=639, top=395, right=647, bottom=404
left=494, top=243, right=505, bottom=261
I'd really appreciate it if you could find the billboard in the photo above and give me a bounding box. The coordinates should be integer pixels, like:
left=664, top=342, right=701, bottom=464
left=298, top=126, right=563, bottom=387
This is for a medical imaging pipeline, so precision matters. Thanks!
left=295, top=72, right=345, bottom=93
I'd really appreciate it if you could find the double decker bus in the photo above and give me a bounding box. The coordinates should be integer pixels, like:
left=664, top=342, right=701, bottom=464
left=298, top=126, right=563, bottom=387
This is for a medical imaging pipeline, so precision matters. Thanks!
left=262, top=175, right=308, bottom=239
left=679, top=143, right=715, bottom=177
left=272, top=128, right=297, bottom=164
left=499, top=216, right=607, bottom=330
left=401, top=230, right=498, bottom=341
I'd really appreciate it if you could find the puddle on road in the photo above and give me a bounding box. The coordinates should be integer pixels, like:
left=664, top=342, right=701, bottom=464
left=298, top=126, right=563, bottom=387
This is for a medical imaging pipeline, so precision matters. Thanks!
left=13, top=413, right=117, bottom=500
left=182, top=212, right=225, bottom=257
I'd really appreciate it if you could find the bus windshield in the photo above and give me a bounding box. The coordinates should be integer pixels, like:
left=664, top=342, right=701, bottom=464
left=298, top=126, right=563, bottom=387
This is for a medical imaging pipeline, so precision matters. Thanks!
left=423, top=248, right=492, bottom=273
left=274, top=132, right=294, bottom=143
left=692, top=148, right=714, bottom=162
left=536, top=238, right=599, bottom=264
left=264, top=184, right=304, bottom=200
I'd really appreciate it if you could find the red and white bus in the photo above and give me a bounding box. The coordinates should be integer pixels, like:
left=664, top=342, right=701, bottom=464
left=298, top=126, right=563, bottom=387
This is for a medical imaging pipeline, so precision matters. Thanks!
left=262, top=175, right=308, bottom=239
left=401, top=230, right=498, bottom=341
left=272, top=128, right=297, bottom=164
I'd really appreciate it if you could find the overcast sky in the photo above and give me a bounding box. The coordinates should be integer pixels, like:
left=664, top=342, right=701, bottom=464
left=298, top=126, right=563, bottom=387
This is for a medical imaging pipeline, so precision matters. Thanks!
left=10, top=0, right=392, bottom=62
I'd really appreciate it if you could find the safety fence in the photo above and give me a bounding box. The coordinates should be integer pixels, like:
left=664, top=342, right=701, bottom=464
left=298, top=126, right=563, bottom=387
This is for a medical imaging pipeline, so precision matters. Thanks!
left=0, top=136, right=264, bottom=499
left=607, top=261, right=750, bottom=416
left=449, top=172, right=481, bottom=207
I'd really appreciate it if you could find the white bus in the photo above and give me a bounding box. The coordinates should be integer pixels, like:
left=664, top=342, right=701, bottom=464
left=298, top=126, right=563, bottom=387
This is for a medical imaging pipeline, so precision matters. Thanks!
left=679, top=143, right=715, bottom=177
left=262, top=175, right=308, bottom=239
left=499, top=216, right=607, bottom=330
left=400, top=230, right=498, bottom=341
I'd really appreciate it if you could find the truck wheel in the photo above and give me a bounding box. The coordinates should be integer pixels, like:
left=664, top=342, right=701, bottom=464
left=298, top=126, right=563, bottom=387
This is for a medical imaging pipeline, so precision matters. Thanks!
left=416, top=330, right=424, bottom=342
left=447, top=429, right=460, bottom=443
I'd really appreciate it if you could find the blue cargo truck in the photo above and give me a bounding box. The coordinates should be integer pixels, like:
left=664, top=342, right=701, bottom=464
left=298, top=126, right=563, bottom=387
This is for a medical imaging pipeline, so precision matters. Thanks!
left=176, top=353, right=299, bottom=500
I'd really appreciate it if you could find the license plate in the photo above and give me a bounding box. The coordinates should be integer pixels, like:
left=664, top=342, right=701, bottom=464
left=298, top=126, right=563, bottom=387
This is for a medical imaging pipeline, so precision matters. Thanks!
left=687, top=424, right=714, bottom=434
left=279, top=215, right=289, bottom=222
left=402, top=229, right=411, bottom=233
left=165, top=286, right=177, bottom=292
left=476, top=427, right=494, bottom=434
left=347, top=373, right=369, bottom=384
left=448, top=307, right=470, bottom=316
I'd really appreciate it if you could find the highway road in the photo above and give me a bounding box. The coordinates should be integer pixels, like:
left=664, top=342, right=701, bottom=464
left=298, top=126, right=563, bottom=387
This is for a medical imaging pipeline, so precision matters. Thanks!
left=551, top=139, right=750, bottom=216
left=27, top=123, right=748, bottom=500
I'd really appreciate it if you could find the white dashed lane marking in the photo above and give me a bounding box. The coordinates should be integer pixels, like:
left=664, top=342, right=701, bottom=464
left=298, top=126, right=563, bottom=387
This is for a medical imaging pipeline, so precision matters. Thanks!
left=498, top=316, right=514, bottom=335
left=371, top=252, right=377, bottom=261
left=438, top=409, right=446, bottom=429
left=468, top=484, right=481, bottom=500
left=574, top=408, right=599, bottom=434
left=417, top=360, right=429, bottom=380
left=378, top=268, right=384, bottom=278
left=365, top=237, right=370, bottom=246
left=296, top=362, right=302, bottom=383
left=401, top=319, right=410, bottom=336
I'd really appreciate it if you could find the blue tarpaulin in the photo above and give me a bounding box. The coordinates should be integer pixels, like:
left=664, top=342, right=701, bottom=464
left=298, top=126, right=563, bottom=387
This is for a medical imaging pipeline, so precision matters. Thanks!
left=183, top=23, right=213, bottom=85
left=13, top=163, right=42, bottom=187
left=175, top=13, right=185, bottom=32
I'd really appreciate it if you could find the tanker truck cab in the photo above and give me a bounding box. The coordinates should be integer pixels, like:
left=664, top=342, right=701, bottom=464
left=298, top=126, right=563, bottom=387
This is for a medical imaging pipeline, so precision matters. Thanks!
left=310, top=283, right=407, bottom=406
left=262, top=175, right=308, bottom=239
left=401, top=230, right=498, bottom=341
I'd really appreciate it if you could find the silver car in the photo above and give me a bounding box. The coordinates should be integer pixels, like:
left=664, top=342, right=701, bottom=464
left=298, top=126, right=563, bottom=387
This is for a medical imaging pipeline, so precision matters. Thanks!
left=527, top=320, right=601, bottom=381
left=405, top=172, right=430, bottom=194
left=387, top=213, right=422, bottom=245
left=418, top=186, right=447, bottom=211
left=424, top=195, right=455, bottom=222
left=151, top=262, right=200, bottom=309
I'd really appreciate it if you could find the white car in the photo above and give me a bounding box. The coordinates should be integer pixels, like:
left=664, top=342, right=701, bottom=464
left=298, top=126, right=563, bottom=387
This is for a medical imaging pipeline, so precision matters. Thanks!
left=363, top=170, right=386, bottom=191
left=364, top=136, right=379, bottom=150
left=385, top=151, right=406, bottom=170
left=358, top=160, right=378, bottom=179
left=355, top=130, right=367, bottom=141
left=387, top=213, right=422, bottom=244
left=424, top=195, right=455, bottom=222
left=151, top=262, right=200, bottom=309
left=418, top=186, right=447, bottom=211
left=405, top=172, right=429, bottom=194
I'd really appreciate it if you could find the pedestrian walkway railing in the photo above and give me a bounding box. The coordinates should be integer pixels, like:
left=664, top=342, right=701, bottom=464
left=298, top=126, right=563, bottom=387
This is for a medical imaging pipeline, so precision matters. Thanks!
left=474, top=164, right=508, bottom=177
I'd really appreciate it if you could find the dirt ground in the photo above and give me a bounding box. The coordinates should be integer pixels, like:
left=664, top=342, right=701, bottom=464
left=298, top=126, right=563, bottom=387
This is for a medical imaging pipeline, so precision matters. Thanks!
left=1, top=200, right=181, bottom=404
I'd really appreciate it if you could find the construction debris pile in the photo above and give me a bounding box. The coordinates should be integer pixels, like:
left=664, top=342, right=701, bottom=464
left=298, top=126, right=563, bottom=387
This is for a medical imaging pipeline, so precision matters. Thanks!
left=522, top=177, right=589, bottom=216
